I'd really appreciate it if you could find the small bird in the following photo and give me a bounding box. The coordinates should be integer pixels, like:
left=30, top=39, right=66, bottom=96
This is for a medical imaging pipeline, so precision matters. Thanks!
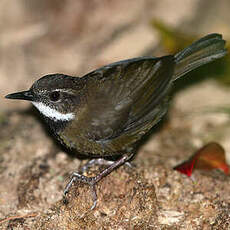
left=5, top=34, right=227, bottom=209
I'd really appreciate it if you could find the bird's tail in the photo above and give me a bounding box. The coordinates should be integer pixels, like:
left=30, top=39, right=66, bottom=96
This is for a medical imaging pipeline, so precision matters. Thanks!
left=173, top=33, right=227, bottom=80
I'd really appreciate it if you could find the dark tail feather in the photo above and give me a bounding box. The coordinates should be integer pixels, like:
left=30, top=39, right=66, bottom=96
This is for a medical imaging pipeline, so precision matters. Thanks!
left=173, top=33, right=227, bottom=80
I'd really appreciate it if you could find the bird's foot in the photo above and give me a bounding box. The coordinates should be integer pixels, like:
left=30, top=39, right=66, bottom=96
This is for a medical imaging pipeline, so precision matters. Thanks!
left=64, top=172, right=98, bottom=210
left=64, top=154, right=134, bottom=209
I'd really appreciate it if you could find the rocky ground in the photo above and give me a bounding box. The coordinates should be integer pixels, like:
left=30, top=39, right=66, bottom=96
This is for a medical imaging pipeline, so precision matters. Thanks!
left=1, top=0, right=230, bottom=229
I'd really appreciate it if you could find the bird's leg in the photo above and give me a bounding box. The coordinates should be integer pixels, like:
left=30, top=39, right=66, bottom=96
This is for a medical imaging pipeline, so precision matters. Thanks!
left=79, top=158, right=114, bottom=173
left=79, top=158, right=133, bottom=173
left=64, top=153, right=134, bottom=210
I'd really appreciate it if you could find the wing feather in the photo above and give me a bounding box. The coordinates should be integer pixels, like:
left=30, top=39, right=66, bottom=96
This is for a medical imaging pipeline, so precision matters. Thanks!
left=79, top=56, right=175, bottom=141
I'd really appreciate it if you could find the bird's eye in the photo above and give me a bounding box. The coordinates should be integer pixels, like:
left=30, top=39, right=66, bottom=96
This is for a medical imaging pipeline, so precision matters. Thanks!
left=49, top=91, right=60, bottom=102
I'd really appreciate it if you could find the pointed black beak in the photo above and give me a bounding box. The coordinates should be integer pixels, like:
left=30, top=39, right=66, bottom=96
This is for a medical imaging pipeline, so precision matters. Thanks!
left=5, top=90, right=34, bottom=101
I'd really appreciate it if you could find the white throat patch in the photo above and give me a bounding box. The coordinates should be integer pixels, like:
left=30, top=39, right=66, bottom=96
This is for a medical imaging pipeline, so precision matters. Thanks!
left=32, top=102, right=75, bottom=121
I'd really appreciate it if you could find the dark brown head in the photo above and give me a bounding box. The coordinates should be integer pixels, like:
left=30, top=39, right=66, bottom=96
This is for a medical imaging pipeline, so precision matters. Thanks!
left=5, top=74, right=84, bottom=122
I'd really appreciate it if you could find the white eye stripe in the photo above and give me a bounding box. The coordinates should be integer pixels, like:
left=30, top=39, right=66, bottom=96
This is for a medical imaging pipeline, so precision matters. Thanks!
left=32, top=102, right=75, bottom=121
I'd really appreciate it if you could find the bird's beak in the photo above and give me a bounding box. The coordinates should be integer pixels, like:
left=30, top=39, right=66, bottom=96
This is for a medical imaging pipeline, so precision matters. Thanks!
left=5, top=90, right=34, bottom=101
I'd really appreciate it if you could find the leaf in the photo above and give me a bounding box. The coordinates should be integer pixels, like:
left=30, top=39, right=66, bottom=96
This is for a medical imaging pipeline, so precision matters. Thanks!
left=174, top=142, right=229, bottom=176
left=151, top=19, right=197, bottom=53
left=173, top=158, right=196, bottom=177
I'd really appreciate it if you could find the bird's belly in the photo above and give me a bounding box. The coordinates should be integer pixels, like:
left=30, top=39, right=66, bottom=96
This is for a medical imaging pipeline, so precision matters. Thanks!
left=56, top=132, right=124, bottom=157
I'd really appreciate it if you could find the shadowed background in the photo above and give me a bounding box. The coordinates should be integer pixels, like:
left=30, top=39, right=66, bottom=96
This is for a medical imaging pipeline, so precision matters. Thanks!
left=1, top=0, right=230, bottom=111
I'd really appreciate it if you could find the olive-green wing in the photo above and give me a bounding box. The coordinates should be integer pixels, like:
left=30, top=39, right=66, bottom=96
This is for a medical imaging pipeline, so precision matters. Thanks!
left=80, top=56, right=175, bottom=142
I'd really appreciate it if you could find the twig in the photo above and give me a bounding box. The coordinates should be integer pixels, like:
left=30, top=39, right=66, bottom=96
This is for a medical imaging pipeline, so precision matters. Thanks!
left=0, top=212, right=38, bottom=225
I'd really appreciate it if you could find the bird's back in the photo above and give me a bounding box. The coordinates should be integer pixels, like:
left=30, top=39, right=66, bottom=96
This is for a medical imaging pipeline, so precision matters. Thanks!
left=58, top=56, right=175, bottom=156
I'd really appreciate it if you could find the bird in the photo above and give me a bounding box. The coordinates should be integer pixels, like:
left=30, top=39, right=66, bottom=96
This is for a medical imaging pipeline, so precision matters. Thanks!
left=5, top=33, right=227, bottom=209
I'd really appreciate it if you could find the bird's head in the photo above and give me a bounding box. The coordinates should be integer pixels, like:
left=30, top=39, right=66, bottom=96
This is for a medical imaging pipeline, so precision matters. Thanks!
left=5, top=74, right=84, bottom=122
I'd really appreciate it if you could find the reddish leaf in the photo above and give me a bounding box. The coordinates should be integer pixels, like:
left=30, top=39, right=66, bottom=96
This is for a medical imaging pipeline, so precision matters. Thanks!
left=174, top=142, right=229, bottom=177
left=173, top=157, right=196, bottom=177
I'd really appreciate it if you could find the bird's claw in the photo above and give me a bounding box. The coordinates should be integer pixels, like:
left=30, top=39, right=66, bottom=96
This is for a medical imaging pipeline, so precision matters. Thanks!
left=64, top=172, right=98, bottom=210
